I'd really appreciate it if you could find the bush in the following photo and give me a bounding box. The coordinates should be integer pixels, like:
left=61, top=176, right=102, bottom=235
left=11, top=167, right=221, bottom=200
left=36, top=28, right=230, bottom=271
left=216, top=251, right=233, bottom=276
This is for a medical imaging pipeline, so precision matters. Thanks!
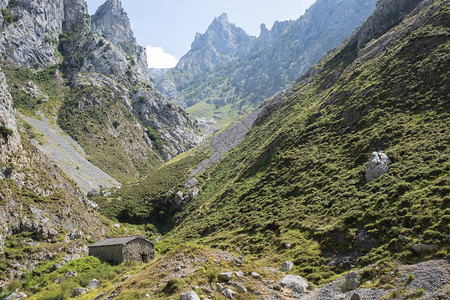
left=0, top=126, right=13, bottom=139
left=160, top=278, right=186, bottom=295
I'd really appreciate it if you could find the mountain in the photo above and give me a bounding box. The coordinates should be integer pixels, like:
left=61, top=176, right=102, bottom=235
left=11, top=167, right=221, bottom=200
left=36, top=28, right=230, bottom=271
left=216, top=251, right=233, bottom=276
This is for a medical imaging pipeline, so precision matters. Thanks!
left=93, top=0, right=449, bottom=297
left=0, top=0, right=202, bottom=183
left=168, top=0, right=449, bottom=279
left=150, top=0, right=378, bottom=132
left=0, top=0, right=201, bottom=288
left=0, top=0, right=448, bottom=298
left=176, top=13, right=254, bottom=77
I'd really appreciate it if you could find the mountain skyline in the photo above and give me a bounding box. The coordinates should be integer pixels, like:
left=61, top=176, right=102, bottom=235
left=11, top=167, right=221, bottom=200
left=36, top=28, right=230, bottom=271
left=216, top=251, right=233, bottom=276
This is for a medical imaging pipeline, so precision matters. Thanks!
left=86, top=0, right=316, bottom=67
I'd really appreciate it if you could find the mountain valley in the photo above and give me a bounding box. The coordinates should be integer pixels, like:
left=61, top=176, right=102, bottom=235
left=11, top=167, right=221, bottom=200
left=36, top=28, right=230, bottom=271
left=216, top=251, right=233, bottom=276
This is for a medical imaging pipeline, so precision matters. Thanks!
left=0, top=0, right=449, bottom=299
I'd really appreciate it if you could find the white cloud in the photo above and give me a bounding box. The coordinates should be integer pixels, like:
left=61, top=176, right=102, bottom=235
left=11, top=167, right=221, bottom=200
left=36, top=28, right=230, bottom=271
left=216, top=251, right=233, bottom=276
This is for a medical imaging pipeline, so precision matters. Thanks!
left=146, top=45, right=178, bottom=68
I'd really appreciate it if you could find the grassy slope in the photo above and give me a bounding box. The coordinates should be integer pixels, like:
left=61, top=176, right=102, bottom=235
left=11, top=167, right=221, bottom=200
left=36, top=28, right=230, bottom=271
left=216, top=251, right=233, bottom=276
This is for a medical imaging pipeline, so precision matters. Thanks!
left=2, top=63, right=162, bottom=183
left=164, top=0, right=450, bottom=285
left=92, top=148, right=207, bottom=232
left=57, top=84, right=161, bottom=183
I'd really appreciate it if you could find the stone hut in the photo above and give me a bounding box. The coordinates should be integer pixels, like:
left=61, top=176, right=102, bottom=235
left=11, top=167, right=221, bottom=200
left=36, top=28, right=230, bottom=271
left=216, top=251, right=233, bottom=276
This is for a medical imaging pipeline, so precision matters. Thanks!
left=88, top=236, right=155, bottom=264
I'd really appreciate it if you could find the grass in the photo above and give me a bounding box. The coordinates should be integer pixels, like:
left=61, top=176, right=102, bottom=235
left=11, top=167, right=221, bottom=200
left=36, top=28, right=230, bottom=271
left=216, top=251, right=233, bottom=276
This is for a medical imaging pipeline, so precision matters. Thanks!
left=93, top=148, right=207, bottom=233
left=57, top=84, right=161, bottom=183
left=154, top=1, right=450, bottom=285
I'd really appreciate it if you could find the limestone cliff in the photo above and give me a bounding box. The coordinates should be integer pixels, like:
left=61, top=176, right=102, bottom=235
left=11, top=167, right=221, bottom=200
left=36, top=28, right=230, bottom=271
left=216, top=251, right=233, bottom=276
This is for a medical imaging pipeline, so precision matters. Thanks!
left=58, top=0, right=202, bottom=166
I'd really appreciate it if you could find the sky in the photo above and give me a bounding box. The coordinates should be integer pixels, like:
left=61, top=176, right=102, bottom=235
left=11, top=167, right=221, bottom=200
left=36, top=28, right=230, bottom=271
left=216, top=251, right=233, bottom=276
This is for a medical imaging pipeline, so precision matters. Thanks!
left=86, top=0, right=316, bottom=68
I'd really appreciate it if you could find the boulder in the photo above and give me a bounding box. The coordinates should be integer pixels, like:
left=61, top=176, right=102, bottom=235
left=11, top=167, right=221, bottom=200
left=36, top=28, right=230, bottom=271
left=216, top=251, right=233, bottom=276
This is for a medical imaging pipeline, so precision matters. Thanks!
left=233, top=256, right=244, bottom=266
left=180, top=291, right=200, bottom=300
left=285, top=242, right=292, bottom=249
left=344, top=272, right=361, bottom=291
left=232, top=282, right=247, bottom=293
left=216, top=282, right=224, bottom=291
left=235, top=271, right=244, bottom=278
left=113, top=223, right=120, bottom=229
left=280, top=275, right=309, bottom=294
left=122, top=275, right=131, bottom=281
left=65, top=270, right=78, bottom=278
left=87, top=278, right=101, bottom=289
left=174, top=191, right=184, bottom=205
left=411, top=244, right=438, bottom=254
left=87, top=200, right=99, bottom=210
left=71, top=288, right=88, bottom=297
left=365, top=152, right=391, bottom=182
left=69, top=229, right=83, bottom=240
left=281, top=261, right=294, bottom=272
left=250, top=271, right=260, bottom=279
left=222, top=288, right=237, bottom=298
left=5, top=293, right=22, bottom=300
left=37, top=226, right=58, bottom=242
left=187, top=188, right=200, bottom=199
left=219, top=272, right=233, bottom=281
left=184, top=177, right=199, bottom=188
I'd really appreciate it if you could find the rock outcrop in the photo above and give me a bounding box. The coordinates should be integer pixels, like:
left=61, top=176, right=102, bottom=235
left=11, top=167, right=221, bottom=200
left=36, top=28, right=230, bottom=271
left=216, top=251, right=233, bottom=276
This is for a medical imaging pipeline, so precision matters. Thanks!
left=365, top=152, right=391, bottom=182
left=0, top=69, right=20, bottom=161
left=91, top=0, right=149, bottom=84
left=58, top=0, right=202, bottom=163
left=280, top=275, right=309, bottom=295
left=180, top=291, right=201, bottom=300
left=0, top=0, right=87, bottom=68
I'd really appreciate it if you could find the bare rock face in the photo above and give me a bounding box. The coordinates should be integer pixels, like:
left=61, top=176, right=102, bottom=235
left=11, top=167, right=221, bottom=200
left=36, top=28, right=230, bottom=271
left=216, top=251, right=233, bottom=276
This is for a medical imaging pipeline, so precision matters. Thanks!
left=91, top=0, right=149, bottom=85
left=60, top=0, right=203, bottom=160
left=356, top=0, right=424, bottom=49
left=365, top=152, right=391, bottom=182
left=281, top=261, right=294, bottom=272
left=344, top=272, right=362, bottom=291
left=63, top=0, right=88, bottom=31
left=0, top=0, right=87, bottom=68
left=0, top=69, right=20, bottom=162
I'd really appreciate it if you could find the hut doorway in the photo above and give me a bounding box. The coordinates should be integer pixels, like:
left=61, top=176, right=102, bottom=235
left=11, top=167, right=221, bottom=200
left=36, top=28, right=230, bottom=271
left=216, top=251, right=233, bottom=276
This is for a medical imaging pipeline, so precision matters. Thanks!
left=141, top=253, right=148, bottom=262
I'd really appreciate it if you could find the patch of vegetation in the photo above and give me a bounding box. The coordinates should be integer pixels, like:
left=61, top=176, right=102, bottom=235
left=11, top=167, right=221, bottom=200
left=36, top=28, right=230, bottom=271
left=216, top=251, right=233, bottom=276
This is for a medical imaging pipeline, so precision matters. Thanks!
left=160, top=278, right=186, bottom=295
left=146, top=125, right=167, bottom=155
left=0, top=125, right=13, bottom=139
left=2, top=64, right=69, bottom=118
left=93, top=149, right=206, bottom=233
left=57, top=85, right=161, bottom=182
left=11, top=256, right=141, bottom=300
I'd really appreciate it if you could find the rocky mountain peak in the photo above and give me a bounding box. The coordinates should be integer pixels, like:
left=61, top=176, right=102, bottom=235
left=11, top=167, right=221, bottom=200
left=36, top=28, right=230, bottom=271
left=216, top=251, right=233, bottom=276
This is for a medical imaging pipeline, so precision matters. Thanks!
left=91, top=0, right=136, bottom=45
left=213, top=12, right=230, bottom=26
left=191, top=12, right=251, bottom=51
left=90, top=0, right=150, bottom=84
left=63, top=0, right=89, bottom=32
left=177, top=13, right=254, bottom=75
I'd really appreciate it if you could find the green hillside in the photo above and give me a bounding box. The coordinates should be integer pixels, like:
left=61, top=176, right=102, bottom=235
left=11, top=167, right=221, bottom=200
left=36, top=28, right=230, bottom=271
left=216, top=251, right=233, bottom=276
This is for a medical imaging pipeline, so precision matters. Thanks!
left=162, top=0, right=450, bottom=284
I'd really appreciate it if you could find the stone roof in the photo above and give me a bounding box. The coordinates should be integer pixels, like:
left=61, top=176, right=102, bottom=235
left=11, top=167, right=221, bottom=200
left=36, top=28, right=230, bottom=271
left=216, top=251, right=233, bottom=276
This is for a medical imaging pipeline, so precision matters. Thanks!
left=89, top=235, right=154, bottom=247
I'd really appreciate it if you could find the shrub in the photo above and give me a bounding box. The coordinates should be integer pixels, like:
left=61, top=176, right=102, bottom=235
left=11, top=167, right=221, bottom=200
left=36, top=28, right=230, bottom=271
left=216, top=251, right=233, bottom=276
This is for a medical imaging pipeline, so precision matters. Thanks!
left=160, top=278, right=186, bottom=295
left=0, top=126, right=13, bottom=139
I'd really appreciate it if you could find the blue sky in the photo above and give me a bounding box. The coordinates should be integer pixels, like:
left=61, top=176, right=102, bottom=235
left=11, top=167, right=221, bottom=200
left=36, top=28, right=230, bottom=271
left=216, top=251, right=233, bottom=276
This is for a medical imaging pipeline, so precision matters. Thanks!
left=86, top=0, right=316, bottom=67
